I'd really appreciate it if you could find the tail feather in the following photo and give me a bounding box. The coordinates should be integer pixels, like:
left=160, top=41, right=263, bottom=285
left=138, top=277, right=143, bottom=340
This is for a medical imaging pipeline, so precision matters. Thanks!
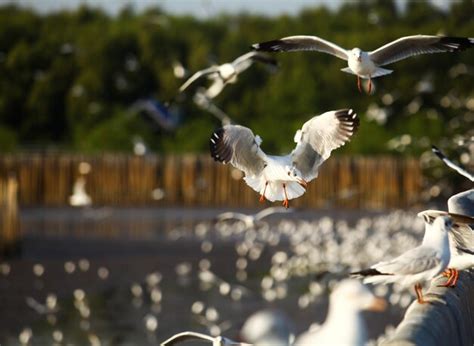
left=350, top=268, right=389, bottom=277
left=340, top=67, right=393, bottom=78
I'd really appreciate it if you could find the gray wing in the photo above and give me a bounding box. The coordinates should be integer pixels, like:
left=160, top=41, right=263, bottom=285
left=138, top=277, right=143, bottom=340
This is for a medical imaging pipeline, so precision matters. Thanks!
left=178, top=66, right=220, bottom=93
left=291, top=109, right=359, bottom=182
left=231, top=51, right=278, bottom=74
left=210, top=125, right=267, bottom=177
left=161, top=331, right=215, bottom=346
left=369, top=35, right=474, bottom=66
left=373, top=246, right=441, bottom=275
left=432, top=145, right=474, bottom=182
left=252, top=35, right=349, bottom=61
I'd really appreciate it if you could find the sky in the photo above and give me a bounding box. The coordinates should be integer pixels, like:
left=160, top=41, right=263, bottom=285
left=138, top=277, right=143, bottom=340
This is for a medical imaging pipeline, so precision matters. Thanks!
left=3, top=0, right=451, bottom=17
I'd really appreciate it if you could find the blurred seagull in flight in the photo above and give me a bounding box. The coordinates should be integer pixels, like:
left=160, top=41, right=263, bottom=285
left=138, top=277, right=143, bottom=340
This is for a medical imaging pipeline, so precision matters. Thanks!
left=432, top=145, right=474, bottom=182
left=352, top=216, right=452, bottom=304
left=253, top=35, right=474, bottom=93
left=295, top=279, right=386, bottom=346
left=179, top=51, right=277, bottom=99
left=210, top=109, right=359, bottom=208
left=161, top=331, right=251, bottom=346
left=217, top=207, right=293, bottom=229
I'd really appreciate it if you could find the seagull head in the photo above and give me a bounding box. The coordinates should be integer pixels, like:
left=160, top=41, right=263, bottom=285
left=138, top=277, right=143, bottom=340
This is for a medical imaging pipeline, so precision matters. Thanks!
left=286, top=166, right=307, bottom=188
left=434, top=216, right=453, bottom=233
left=351, top=48, right=363, bottom=62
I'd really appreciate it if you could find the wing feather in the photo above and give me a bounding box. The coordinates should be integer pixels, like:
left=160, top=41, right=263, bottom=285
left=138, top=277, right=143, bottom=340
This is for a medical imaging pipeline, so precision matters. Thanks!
left=291, top=109, right=359, bottom=181
left=369, top=35, right=474, bottom=66
left=178, top=66, right=219, bottom=93
left=372, top=247, right=441, bottom=275
left=232, top=51, right=278, bottom=74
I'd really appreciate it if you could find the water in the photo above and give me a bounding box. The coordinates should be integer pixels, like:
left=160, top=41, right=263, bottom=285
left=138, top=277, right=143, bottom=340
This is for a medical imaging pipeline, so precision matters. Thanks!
left=0, top=207, right=418, bottom=345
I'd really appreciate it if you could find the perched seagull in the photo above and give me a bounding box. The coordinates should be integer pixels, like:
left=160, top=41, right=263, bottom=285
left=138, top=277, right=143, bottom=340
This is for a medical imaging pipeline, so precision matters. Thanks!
left=432, top=145, right=474, bottom=182
left=160, top=331, right=250, bottom=346
left=417, top=189, right=474, bottom=287
left=217, top=207, right=293, bottom=229
left=209, top=109, right=359, bottom=208
left=240, top=310, right=293, bottom=346
left=352, top=216, right=452, bottom=304
left=253, top=35, right=474, bottom=93
left=295, top=279, right=386, bottom=346
left=179, top=51, right=277, bottom=99
left=69, top=176, right=92, bottom=207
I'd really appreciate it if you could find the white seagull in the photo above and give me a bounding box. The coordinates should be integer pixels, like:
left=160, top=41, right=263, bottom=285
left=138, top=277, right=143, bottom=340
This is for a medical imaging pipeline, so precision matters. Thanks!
left=69, top=176, right=92, bottom=207
left=179, top=51, right=277, bottom=99
left=432, top=145, right=474, bottom=182
left=217, top=207, right=293, bottom=229
left=209, top=109, right=359, bottom=208
left=240, top=310, right=293, bottom=346
left=352, top=216, right=452, bottom=304
left=161, top=331, right=250, bottom=346
left=252, top=35, right=474, bottom=93
left=295, top=279, right=386, bottom=346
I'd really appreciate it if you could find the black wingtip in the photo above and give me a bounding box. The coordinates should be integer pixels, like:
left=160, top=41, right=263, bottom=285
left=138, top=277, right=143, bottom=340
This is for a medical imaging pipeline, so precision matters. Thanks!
left=431, top=145, right=445, bottom=159
left=335, top=109, right=360, bottom=134
left=252, top=39, right=285, bottom=52
left=350, top=268, right=388, bottom=277
left=209, top=128, right=232, bottom=164
left=438, top=36, right=474, bottom=52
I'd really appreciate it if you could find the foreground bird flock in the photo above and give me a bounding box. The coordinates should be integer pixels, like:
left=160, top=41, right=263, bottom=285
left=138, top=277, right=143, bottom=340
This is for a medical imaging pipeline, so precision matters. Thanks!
left=162, top=32, right=474, bottom=345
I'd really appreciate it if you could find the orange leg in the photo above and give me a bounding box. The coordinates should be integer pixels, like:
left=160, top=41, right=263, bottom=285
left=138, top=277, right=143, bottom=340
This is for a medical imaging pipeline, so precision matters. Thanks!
left=259, top=182, right=268, bottom=203
left=439, top=268, right=459, bottom=287
left=368, top=76, right=372, bottom=94
left=414, top=283, right=427, bottom=304
left=282, top=183, right=289, bottom=209
left=357, top=75, right=362, bottom=93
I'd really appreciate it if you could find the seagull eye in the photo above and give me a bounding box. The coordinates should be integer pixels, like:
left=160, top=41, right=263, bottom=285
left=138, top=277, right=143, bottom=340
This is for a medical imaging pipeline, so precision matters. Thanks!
left=287, top=172, right=291, bottom=176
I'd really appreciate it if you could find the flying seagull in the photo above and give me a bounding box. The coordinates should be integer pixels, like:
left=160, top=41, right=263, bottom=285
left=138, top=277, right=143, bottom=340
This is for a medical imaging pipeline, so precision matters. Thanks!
left=210, top=109, right=359, bottom=208
left=432, top=145, right=474, bottom=182
left=352, top=216, right=452, bottom=304
left=252, top=35, right=474, bottom=93
left=179, top=51, right=277, bottom=99
left=161, top=331, right=250, bottom=346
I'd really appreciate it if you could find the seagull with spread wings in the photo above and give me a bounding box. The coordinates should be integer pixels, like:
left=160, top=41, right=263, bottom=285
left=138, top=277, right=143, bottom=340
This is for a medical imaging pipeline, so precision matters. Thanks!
left=253, top=35, right=474, bottom=93
left=179, top=51, right=277, bottom=99
left=352, top=216, right=452, bottom=304
left=210, top=109, right=359, bottom=208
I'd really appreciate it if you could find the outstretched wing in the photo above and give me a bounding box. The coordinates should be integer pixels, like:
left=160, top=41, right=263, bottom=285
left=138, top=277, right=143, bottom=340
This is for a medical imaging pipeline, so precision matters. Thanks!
left=432, top=145, right=474, bottom=182
left=178, top=66, right=220, bottom=93
left=252, top=35, right=349, bottom=61
left=210, top=125, right=267, bottom=177
left=369, top=35, right=474, bottom=66
left=232, top=51, right=278, bottom=74
left=291, top=109, right=359, bottom=182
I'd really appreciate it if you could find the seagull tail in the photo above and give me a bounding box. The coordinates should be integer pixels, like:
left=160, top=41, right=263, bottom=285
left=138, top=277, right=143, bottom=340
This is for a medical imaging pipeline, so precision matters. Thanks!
left=340, top=67, right=393, bottom=78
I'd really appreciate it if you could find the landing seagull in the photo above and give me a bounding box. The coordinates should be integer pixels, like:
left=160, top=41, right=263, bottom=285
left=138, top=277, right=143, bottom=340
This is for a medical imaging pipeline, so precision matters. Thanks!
left=352, top=216, right=452, bottom=304
left=179, top=51, right=277, bottom=99
left=161, top=331, right=251, bottom=346
left=253, top=35, right=474, bottom=93
left=432, top=145, right=474, bottom=182
left=210, top=109, right=359, bottom=208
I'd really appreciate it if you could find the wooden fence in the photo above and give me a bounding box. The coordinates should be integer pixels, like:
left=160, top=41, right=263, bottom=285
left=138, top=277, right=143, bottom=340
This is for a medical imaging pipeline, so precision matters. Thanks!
left=0, top=153, right=423, bottom=209
left=0, top=175, right=19, bottom=255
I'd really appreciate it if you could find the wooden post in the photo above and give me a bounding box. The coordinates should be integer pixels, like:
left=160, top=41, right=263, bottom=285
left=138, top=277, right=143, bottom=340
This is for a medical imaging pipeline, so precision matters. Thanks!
left=0, top=175, right=20, bottom=257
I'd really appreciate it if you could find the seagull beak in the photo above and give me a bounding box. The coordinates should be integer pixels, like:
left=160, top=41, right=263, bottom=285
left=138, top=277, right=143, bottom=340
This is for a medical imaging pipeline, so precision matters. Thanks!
left=367, top=297, right=387, bottom=312
left=297, top=178, right=308, bottom=188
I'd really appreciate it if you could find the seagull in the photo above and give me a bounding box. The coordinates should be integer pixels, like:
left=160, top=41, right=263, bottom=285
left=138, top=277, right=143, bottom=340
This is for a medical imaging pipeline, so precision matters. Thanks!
left=252, top=35, right=474, bottom=93
left=210, top=109, right=359, bottom=208
left=217, top=207, right=293, bottom=229
left=160, top=331, right=251, bottom=346
left=351, top=216, right=452, bottom=304
left=432, top=145, right=474, bottom=182
left=69, top=176, right=92, bottom=207
left=295, top=279, right=386, bottom=346
left=240, top=310, right=293, bottom=346
left=179, top=51, right=278, bottom=99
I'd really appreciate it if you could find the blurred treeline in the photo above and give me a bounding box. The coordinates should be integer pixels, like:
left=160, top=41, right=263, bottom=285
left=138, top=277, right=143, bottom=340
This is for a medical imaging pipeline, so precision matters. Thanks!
left=0, top=0, right=473, bottom=157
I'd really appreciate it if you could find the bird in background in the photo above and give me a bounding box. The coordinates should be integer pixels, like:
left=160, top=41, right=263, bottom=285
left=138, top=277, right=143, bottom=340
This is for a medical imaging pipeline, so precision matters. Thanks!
left=217, top=207, right=293, bottom=229
left=210, top=109, right=359, bottom=208
left=432, top=145, right=474, bottom=182
left=160, top=331, right=250, bottom=346
left=178, top=51, right=278, bottom=99
left=352, top=216, right=452, bottom=304
left=240, top=309, right=293, bottom=346
left=294, top=279, right=386, bottom=346
left=253, top=35, right=474, bottom=93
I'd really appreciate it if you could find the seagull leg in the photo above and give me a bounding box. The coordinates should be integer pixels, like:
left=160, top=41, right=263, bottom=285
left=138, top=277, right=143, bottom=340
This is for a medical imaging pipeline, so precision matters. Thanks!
left=439, top=268, right=459, bottom=287
left=357, top=75, right=362, bottom=93
left=368, top=76, right=372, bottom=94
left=414, top=283, right=427, bottom=304
left=282, top=183, right=289, bottom=209
left=259, top=182, right=268, bottom=203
